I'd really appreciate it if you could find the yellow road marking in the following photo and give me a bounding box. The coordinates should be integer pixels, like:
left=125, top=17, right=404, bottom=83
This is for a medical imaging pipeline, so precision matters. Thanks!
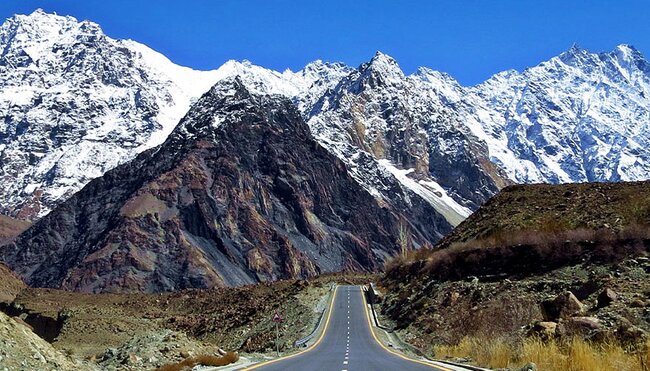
left=242, top=286, right=339, bottom=370
left=360, top=287, right=454, bottom=371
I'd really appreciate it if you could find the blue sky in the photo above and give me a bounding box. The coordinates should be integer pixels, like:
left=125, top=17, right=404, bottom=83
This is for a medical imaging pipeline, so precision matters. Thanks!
left=1, top=0, right=649, bottom=85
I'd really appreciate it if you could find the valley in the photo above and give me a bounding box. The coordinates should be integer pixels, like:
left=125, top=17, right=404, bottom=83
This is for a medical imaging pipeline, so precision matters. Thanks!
left=1, top=6, right=650, bottom=371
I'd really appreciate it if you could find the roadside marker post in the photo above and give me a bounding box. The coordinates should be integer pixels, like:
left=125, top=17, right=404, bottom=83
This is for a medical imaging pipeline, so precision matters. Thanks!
left=272, top=312, right=283, bottom=357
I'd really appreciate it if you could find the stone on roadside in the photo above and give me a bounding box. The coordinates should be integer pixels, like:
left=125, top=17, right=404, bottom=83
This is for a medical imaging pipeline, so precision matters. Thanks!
left=630, top=298, right=647, bottom=308
left=557, top=316, right=601, bottom=337
left=541, top=291, right=584, bottom=321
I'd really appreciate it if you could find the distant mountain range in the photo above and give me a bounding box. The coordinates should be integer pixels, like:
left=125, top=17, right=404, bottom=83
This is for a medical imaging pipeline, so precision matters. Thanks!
left=2, top=9, right=650, bottom=291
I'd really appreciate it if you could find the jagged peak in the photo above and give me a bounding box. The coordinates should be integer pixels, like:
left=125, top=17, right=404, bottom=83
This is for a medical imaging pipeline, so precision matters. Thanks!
left=367, top=51, right=402, bottom=71
left=174, top=75, right=306, bottom=142
left=211, top=75, right=247, bottom=91
left=559, top=43, right=589, bottom=59
left=354, top=51, right=404, bottom=87
left=302, top=59, right=349, bottom=72
left=361, top=51, right=402, bottom=73
left=1, top=9, right=104, bottom=55
left=612, top=43, right=646, bottom=62
left=414, top=67, right=456, bottom=82
left=8, top=8, right=80, bottom=31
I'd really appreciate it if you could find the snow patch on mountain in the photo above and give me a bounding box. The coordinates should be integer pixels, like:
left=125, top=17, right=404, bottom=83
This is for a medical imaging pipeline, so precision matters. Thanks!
left=378, top=159, right=471, bottom=226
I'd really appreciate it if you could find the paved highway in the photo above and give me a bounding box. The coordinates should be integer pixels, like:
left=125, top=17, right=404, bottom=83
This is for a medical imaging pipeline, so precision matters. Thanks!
left=244, top=285, right=452, bottom=371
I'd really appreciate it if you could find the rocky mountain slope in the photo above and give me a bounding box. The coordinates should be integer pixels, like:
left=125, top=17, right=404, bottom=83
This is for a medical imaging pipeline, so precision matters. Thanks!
left=1, top=79, right=450, bottom=292
left=0, top=215, right=30, bottom=245
left=0, top=10, right=350, bottom=220
left=379, top=181, right=650, bottom=369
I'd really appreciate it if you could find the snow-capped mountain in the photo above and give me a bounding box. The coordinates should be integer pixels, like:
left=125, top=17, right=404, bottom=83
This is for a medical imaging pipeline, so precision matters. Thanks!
left=3, top=9, right=650, bottom=230
left=423, top=44, right=650, bottom=184
left=307, top=52, right=505, bottom=225
left=0, top=9, right=349, bottom=219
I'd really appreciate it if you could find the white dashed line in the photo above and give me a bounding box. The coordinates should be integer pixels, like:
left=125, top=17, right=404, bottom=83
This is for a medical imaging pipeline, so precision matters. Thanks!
left=343, top=361, right=348, bottom=365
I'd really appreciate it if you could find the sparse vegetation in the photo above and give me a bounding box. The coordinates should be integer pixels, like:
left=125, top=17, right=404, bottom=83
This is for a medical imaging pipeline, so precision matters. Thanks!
left=155, top=351, right=239, bottom=371
left=385, top=226, right=649, bottom=282
left=433, top=336, right=649, bottom=371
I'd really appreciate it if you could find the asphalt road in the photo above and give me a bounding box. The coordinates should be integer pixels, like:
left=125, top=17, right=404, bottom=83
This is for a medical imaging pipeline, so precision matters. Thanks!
left=247, top=285, right=450, bottom=371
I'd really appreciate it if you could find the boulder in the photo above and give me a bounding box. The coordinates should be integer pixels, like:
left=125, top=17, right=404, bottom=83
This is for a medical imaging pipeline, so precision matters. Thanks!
left=629, top=299, right=647, bottom=308
left=617, top=323, right=648, bottom=344
left=519, top=362, right=537, bottom=371
left=443, top=291, right=460, bottom=306
left=541, top=291, right=584, bottom=321
left=557, top=316, right=600, bottom=337
left=596, top=288, right=617, bottom=308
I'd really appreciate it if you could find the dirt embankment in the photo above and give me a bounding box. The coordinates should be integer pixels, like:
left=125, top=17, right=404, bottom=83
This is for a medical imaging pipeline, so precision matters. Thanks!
left=0, top=262, right=25, bottom=305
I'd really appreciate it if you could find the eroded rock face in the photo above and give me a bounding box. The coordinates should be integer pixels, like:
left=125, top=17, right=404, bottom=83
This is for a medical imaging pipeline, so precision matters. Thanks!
left=1, top=79, right=449, bottom=293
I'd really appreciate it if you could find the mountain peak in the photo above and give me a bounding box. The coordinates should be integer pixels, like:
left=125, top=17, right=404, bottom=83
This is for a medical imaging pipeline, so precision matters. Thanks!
left=11, top=8, right=77, bottom=29
left=369, top=51, right=400, bottom=69
left=357, top=51, right=404, bottom=84
left=557, top=43, right=596, bottom=66
left=612, top=43, right=646, bottom=63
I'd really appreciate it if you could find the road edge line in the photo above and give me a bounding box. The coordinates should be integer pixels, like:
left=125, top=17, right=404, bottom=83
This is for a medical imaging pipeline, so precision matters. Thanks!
left=360, top=287, right=455, bottom=371
left=240, top=285, right=339, bottom=370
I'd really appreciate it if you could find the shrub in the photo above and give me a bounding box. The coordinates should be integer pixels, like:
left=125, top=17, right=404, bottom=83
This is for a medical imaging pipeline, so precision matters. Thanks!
left=155, top=351, right=239, bottom=371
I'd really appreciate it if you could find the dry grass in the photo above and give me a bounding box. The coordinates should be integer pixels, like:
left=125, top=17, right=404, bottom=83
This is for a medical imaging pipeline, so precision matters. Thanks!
left=433, top=337, right=650, bottom=371
left=384, top=226, right=649, bottom=282
left=154, top=351, right=239, bottom=371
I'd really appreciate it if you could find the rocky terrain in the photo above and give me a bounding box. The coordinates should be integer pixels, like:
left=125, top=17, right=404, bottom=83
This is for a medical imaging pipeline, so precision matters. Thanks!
left=1, top=78, right=446, bottom=292
left=379, top=181, right=650, bottom=369
left=0, top=273, right=370, bottom=370
left=0, top=311, right=92, bottom=370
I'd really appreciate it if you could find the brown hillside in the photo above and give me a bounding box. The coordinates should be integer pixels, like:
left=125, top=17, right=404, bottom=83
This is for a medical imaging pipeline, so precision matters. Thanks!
left=0, top=214, right=30, bottom=245
left=0, top=261, right=25, bottom=304
left=379, top=181, right=650, bottom=370
left=438, top=181, right=650, bottom=248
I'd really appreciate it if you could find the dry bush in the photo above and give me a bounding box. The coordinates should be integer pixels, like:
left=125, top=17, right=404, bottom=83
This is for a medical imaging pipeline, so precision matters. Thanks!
left=384, top=225, right=650, bottom=282
left=154, top=351, right=239, bottom=371
left=434, top=336, right=648, bottom=371
left=384, top=243, right=434, bottom=273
